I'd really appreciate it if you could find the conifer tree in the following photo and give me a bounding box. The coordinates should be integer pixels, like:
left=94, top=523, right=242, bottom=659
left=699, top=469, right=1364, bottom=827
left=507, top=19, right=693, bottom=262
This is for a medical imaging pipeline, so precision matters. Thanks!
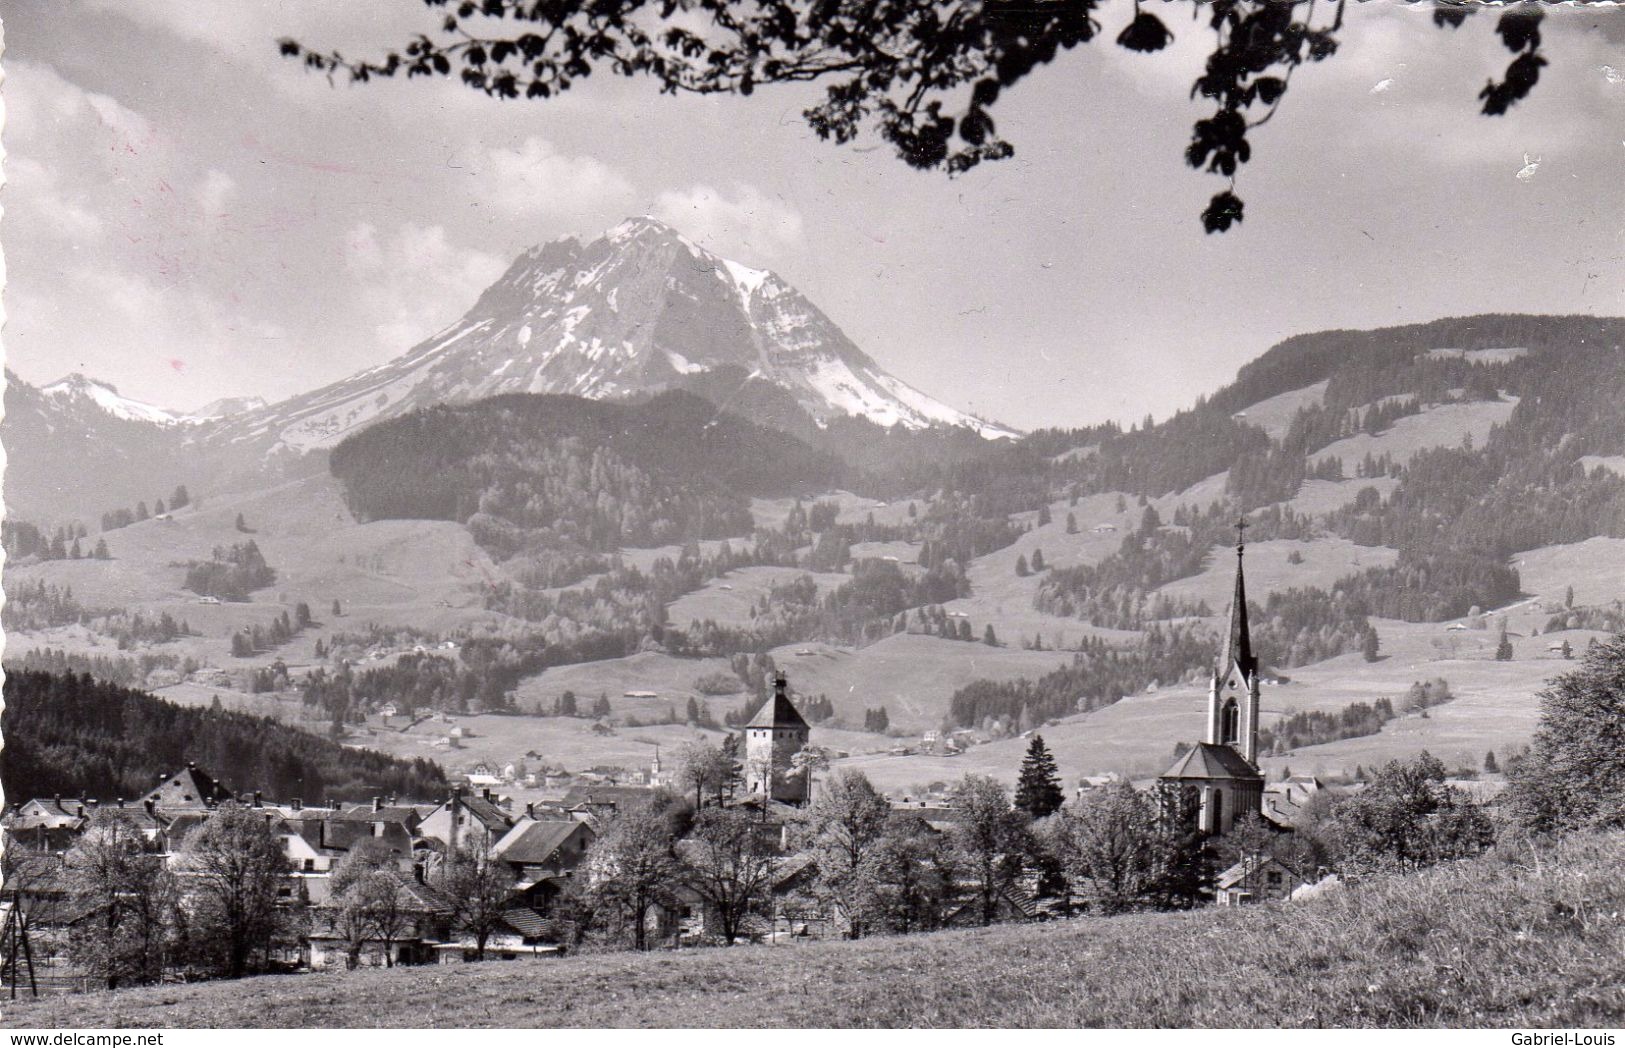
left=983, top=623, right=998, bottom=647
left=1031, top=548, right=1046, bottom=572
left=1066, top=512, right=1078, bottom=534
left=1014, top=734, right=1065, bottom=819
left=1361, top=625, right=1381, bottom=663
left=1015, top=554, right=1030, bottom=577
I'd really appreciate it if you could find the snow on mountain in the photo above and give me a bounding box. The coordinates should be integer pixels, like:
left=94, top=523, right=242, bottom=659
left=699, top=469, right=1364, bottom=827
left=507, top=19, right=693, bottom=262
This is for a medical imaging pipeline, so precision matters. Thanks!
left=186, top=395, right=270, bottom=422
left=207, top=217, right=1018, bottom=454
left=41, top=374, right=189, bottom=426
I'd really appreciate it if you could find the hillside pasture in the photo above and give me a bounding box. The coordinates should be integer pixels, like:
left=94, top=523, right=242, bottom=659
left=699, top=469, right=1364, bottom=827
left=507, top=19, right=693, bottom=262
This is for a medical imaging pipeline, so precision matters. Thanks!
left=1514, top=537, right=1625, bottom=610
left=1232, top=380, right=1329, bottom=439
left=1313, top=397, right=1518, bottom=471
left=665, top=566, right=852, bottom=629
left=1154, top=538, right=1398, bottom=613
left=1287, top=476, right=1400, bottom=516
left=766, top=633, right=1075, bottom=733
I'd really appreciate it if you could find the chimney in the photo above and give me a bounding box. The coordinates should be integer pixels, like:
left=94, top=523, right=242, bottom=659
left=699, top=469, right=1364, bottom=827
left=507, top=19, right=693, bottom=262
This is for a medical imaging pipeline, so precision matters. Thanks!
left=482, top=788, right=492, bottom=802
left=525, top=803, right=536, bottom=820
left=413, top=861, right=426, bottom=884
left=326, top=797, right=335, bottom=811
left=775, top=672, right=788, bottom=698
left=188, top=761, right=197, bottom=771
left=291, top=797, right=303, bottom=812
left=253, top=791, right=263, bottom=808
left=76, top=804, right=85, bottom=818
left=117, top=798, right=126, bottom=809
left=373, top=796, right=383, bottom=813
left=143, top=799, right=156, bottom=817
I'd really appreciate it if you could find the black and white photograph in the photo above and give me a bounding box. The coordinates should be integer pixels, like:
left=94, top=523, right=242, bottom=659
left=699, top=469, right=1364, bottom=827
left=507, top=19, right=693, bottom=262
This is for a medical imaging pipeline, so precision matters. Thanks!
left=0, top=0, right=1623, bottom=1032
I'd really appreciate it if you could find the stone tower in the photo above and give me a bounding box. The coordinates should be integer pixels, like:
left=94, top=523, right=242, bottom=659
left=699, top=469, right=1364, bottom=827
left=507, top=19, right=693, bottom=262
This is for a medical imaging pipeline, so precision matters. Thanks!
left=743, top=673, right=811, bottom=805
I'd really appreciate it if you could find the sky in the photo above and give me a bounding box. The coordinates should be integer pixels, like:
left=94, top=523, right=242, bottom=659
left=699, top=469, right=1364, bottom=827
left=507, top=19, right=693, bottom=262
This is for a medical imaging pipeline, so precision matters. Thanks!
left=2, top=2, right=1622, bottom=432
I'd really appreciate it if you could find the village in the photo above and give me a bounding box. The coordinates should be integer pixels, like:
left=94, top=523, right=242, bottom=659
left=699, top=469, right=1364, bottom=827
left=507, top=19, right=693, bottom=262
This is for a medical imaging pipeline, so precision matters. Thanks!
left=0, top=541, right=1493, bottom=994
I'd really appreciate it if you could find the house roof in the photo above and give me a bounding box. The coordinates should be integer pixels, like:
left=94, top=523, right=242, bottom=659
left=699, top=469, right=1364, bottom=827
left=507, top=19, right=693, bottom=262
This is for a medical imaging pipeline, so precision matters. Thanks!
left=493, top=819, right=590, bottom=865
left=457, top=794, right=513, bottom=833
left=1217, top=854, right=1304, bottom=890
left=142, top=764, right=234, bottom=810
left=560, top=785, right=655, bottom=809
left=1161, top=743, right=1262, bottom=782
left=332, top=804, right=423, bottom=829
left=499, top=907, right=550, bottom=939
left=744, top=676, right=809, bottom=730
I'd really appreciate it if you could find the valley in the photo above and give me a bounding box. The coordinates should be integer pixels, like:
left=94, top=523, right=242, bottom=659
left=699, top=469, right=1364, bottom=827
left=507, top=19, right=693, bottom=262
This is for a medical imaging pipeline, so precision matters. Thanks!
left=6, top=226, right=1625, bottom=809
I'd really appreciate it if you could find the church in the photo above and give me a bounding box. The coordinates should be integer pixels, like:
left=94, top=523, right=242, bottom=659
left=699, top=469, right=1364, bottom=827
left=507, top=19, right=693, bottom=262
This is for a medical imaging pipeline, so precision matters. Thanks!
left=1160, top=522, right=1267, bottom=835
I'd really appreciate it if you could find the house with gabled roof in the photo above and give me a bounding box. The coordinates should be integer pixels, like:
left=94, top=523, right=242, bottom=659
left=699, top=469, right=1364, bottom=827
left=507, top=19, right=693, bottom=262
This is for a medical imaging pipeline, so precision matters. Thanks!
left=1216, top=854, right=1309, bottom=906
left=417, top=787, right=514, bottom=856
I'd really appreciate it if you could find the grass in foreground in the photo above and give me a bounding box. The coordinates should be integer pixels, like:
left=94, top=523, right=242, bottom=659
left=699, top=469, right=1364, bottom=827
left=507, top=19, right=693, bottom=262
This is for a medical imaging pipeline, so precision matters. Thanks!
left=5, top=832, right=1622, bottom=1029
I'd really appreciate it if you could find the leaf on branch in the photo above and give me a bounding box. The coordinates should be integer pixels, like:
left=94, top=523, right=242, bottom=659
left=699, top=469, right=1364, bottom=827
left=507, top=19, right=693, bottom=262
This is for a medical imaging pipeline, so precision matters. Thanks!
left=1116, top=11, right=1173, bottom=53
left=1201, top=191, right=1245, bottom=235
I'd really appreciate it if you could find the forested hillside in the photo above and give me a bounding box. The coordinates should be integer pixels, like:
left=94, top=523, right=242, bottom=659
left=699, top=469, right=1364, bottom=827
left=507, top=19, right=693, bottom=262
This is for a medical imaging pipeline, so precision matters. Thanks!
left=329, top=390, right=845, bottom=561
left=1, top=670, right=448, bottom=804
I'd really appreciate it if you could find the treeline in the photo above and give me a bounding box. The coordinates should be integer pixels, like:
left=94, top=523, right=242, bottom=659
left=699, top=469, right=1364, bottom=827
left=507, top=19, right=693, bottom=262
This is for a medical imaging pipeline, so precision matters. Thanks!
left=947, top=626, right=1219, bottom=732
left=5, top=647, right=193, bottom=690
left=1, top=670, right=447, bottom=804
left=184, top=541, right=276, bottom=601
left=2, top=580, right=98, bottom=631
left=2, top=520, right=103, bottom=562
left=100, top=485, right=191, bottom=531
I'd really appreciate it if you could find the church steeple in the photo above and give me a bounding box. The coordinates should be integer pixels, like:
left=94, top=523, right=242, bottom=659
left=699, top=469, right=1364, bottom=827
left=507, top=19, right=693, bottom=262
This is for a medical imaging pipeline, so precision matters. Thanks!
left=1207, top=518, right=1262, bottom=766
left=1220, top=518, right=1258, bottom=683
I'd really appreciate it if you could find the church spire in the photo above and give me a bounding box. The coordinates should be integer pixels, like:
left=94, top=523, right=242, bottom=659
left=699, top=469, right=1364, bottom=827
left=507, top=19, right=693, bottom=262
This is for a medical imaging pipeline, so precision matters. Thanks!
left=1221, top=518, right=1258, bottom=682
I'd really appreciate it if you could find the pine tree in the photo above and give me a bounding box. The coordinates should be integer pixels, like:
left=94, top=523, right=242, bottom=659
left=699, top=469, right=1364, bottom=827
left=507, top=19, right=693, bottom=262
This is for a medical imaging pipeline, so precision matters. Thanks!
left=1483, top=750, right=1499, bottom=774
left=332, top=599, right=343, bottom=617
left=557, top=690, right=578, bottom=717
left=171, top=484, right=190, bottom=510
left=235, top=512, right=248, bottom=532
left=1013, top=734, right=1064, bottom=819
left=1361, top=625, right=1380, bottom=663
left=1015, top=554, right=1030, bottom=577
left=1065, top=512, right=1078, bottom=535
left=1564, top=585, right=1575, bottom=609
left=983, top=624, right=998, bottom=646
left=1037, top=504, right=1052, bottom=526
left=94, top=537, right=110, bottom=559
left=1031, top=548, right=1045, bottom=571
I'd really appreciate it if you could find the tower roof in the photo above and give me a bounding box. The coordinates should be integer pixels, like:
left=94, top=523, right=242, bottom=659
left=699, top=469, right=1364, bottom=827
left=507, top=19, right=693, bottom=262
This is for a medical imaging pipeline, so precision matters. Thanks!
left=143, top=763, right=234, bottom=810
left=1220, top=520, right=1259, bottom=682
left=745, top=674, right=809, bottom=730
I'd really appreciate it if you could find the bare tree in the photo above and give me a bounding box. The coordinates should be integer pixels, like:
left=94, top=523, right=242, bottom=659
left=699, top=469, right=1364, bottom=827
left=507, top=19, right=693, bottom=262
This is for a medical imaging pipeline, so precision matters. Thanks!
left=182, top=804, right=288, bottom=979
left=582, top=802, right=682, bottom=951
left=1044, top=783, right=1165, bottom=914
left=792, top=768, right=889, bottom=938
left=440, top=835, right=514, bottom=960
left=326, top=839, right=408, bottom=968
left=683, top=807, right=778, bottom=944
left=947, top=775, right=1030, bottom=926
left=65, top=810, right=178, bottom=989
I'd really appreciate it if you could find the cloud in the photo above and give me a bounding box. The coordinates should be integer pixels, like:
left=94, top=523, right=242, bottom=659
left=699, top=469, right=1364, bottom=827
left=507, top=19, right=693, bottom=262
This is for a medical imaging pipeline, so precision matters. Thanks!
left=474, top=136, right=636, bottom=221
left=344, top=221, right=507, bottom=353
left=651, top=182, right=804, bottom=262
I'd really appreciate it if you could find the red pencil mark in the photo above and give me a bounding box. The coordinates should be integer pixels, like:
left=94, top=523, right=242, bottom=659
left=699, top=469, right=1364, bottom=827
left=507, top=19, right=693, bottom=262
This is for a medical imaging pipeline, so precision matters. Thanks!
left=168, top=359, right=186, bottom=373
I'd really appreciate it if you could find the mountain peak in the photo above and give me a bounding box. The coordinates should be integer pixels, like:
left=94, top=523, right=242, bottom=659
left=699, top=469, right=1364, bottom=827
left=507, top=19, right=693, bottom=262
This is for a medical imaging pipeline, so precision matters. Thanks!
left=206, top=218, right=1019, bottom=452
left=42, top=373, right=187, bottom=426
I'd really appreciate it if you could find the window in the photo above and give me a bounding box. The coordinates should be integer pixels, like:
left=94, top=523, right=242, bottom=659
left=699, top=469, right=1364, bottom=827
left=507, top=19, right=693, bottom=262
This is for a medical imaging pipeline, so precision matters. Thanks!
left=1267, top=871, right=1283, bottom=885
left=1220, top=700, right=1240, bottom=745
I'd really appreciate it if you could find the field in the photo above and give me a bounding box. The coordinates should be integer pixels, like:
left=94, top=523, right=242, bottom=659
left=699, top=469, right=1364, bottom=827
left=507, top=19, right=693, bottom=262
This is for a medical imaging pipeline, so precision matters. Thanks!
left=7, top=831, right=1620, bottom=1029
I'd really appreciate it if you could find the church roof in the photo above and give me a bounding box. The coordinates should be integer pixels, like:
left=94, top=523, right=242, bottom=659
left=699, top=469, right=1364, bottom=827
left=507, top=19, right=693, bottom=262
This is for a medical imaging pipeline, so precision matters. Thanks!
left=1161, top=743, right=1262, bottom=783
left=745, top=675, right=809, bottom=730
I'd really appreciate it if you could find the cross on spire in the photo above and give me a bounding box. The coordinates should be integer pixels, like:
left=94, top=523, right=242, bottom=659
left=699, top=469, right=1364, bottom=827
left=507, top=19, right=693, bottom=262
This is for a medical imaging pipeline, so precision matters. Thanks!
left=1234, top=516, right=1249, bottom=554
